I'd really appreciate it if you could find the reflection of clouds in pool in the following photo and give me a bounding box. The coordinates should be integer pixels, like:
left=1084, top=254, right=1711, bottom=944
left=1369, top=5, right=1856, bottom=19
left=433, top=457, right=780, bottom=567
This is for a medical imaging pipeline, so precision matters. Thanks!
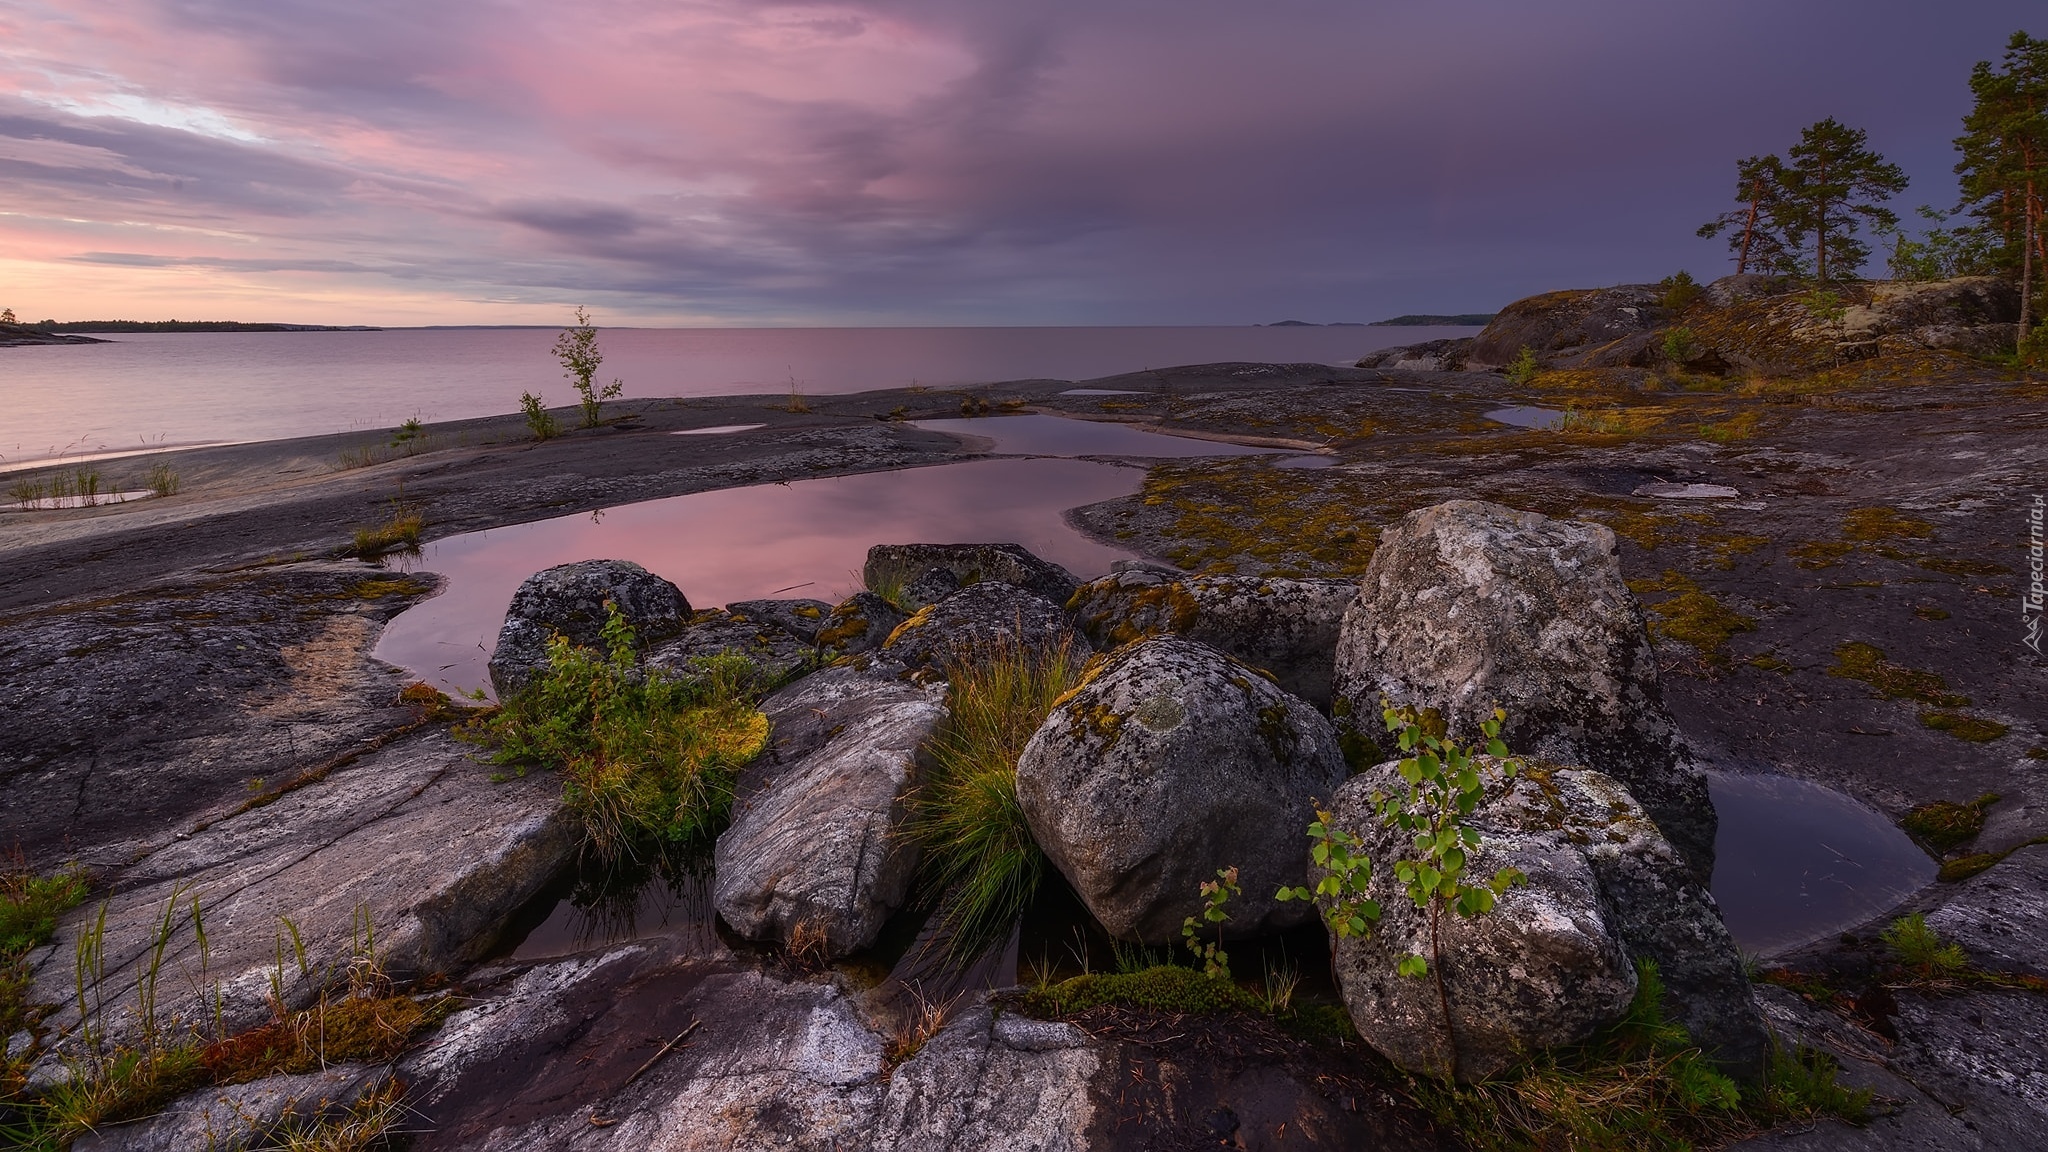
left=1485, top=406, right=1565, bottom=430
left=1708, top=772, right=1935, bottom=955
left=372, top=457, right=1143, bottom=699
left=671, top=424, right=767, bottom=435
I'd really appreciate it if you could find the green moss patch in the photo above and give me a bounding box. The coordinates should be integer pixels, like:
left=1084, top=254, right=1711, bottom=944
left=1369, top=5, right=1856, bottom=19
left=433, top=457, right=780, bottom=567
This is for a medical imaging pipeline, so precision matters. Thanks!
left=1901, top=793, right=1998, bottom=853
left=1627, top=571, right=1756, bottom=666
left=1918, top=711, right=2009, bottom=743
left=1138, top=459, right=1382, bottom=576
left=1913, top=604, right=1950, bottom=621
left=1789, top=540, right=1854, bottom=569
left=1826, top=642, right=1969, bottom=707
left=1842, top=507, right=1935, bottom=542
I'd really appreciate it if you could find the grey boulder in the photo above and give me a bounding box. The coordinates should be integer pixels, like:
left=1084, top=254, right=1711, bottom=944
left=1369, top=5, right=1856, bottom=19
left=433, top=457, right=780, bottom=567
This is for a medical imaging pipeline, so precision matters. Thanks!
left=866, top=542, right=1079, bottom=606
left=882, top=582, right=1087, bottom=670
left=713, top=666, right=947, bottom=957
left=488, top=559, right=690, bottom=696
left=817, top=591, right=909, bottom=657
left=1332, top=499, right=1715, bottom=880
left=727, top=597, right=835, bottom=644
left=1068, top=571, right=1357, bottom=706
left=1324, top=759, right=1764, bottom=1082
left=1016, top=636, right=1347, bottom=943
left=645, top=608, right=814, bottom=691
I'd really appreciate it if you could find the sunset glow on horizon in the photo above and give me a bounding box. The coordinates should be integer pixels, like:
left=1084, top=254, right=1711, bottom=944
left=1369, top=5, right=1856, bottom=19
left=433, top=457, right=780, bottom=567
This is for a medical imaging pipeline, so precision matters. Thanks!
left=2, top=1, right=2038, bottom=327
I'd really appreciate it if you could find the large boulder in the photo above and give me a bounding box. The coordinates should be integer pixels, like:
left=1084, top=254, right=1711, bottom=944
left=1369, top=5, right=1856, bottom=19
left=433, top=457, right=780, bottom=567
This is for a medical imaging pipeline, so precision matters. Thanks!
left=645, top=608, right=814, bottom=691
left=1325, top=760, right=1765, bottom=1082
left=713, top=666, right=947, bottom=957
left=882, top=582, right=1088, bottom=670
left=726, top=597, right=835, bottom=644
left=1332, top=500, right=1715, bottom=880
left=866, top=543, right=1079, bottom=606
left=1068, top=571, right=1356, bottom=707
left=1015, top=637, right=1347, bottom=943
left=1466, top=285, right=1666, bottom=371
left=816, top=591, right=908, bottom=658
left=488, top=560, right=690, bottom=696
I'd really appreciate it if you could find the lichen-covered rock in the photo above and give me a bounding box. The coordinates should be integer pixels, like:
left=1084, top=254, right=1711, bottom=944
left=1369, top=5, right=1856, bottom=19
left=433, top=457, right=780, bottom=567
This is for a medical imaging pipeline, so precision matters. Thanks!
left=817, top=591, right=908, bottom=657
left=900, top=566, right=965, bottom=611
left=1068, top=571, right=1356, bottom=706
left=1332, top=499, right=1715, bottom=880
left=866, top=542, right=1079, bottom=606
left=882, top=582, right=1087, bottom=670
left=1324, top=760, right=1764, bottom=1082
left=1016, top=636, right=1346, bottom=943
left=645, top=608, right=814, bottom=691
left=727, top=597, right=835, bottom=644
left=488, top=560, right=691, bottom=696
left=1465, top=285, right=1666, bottom=370
left=870, top=1006, right=1100, bottom=1151
left=1354, top=337, right=1474, bottom=371
left=713, top=666, right=947, bottom=956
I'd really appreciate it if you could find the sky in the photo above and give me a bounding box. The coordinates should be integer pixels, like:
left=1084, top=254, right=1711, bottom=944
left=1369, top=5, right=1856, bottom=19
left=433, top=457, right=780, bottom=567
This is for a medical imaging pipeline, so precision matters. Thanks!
left=0, top=1, right=2039, bottom=327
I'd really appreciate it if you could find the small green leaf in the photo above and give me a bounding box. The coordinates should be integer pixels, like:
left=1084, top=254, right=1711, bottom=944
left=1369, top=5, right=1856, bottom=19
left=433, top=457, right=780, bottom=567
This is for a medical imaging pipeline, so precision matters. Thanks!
left=1398, top=954, right=1429, bottom=978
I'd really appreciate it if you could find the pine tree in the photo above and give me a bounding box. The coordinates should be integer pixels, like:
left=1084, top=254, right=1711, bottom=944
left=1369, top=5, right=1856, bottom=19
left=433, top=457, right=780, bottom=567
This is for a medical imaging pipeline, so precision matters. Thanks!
left=1775, top=119, right=1908, bottom=283
left=1955, top=32, right=2048, bottom=351
left=1698, top=154, right=1802, bottom=275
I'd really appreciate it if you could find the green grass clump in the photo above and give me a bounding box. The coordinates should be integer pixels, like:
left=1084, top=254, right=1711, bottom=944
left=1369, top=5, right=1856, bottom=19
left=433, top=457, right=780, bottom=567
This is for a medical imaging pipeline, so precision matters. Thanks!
left=461, top=606, right=768, bottom=866
left=910, top=640, right=1087, bottom=957
left=1414, top=962, right=1870, bottom=1152
left=1022, top=964, right=1264, bottom=1017
left=348, top=503, right=424, bottom=558
left=142, top=463, right=179, bottom=497
left=0, top=866, right=90, bottom=957
left=1902, top=793, right=1998, bottom=853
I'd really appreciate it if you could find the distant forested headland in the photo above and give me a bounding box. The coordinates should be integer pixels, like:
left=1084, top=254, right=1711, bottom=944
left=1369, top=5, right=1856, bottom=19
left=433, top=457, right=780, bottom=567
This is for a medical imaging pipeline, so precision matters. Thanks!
left=19, top=320, right=380, bottom=332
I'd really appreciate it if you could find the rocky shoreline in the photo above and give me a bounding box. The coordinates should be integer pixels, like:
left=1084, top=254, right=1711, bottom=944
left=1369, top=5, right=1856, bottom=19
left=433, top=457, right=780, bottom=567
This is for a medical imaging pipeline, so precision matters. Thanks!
left=2, top=278, right=2045, bottom=1148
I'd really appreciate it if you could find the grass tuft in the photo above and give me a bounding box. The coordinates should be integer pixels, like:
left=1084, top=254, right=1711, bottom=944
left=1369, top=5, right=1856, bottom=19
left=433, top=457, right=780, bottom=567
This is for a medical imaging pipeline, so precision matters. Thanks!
left=1902, top=793, right=1998, bottom=854
left=348, top=502, right=424, bottom=559
left=910, top=638, right=1087, bottom=959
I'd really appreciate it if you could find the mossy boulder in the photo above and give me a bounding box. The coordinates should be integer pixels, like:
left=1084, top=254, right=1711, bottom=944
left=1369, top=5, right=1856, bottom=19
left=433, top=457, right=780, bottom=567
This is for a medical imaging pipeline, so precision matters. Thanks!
left=1324, top=760, right=1764, bottom=1083
left=1465, top=285, right=1666, bottom=371
left=865, top=542, right=1079, bottom=606
left=1015, top=636, right=1346, bottom=944
left=1332, top=500, right=1715, bottom=881
left=488, top=559, right=691, bottom=697
left=1067, top=570, right=1356, bottom=706
left=726, top=597, right=835, bottom=644
left=645, top=608, right=814, bottom=691
left=816, top=591, right=908, bottom=658
left=881, top=582, right=1087, bottom=670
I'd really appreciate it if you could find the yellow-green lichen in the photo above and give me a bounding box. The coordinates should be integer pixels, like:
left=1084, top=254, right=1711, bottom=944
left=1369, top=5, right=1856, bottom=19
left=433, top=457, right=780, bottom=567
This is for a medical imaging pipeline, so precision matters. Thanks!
left=1626, top=570, right=1756, bottom=666
left=1826, top=642, right=1969, bottom=708
left=1918, top=711, right=2009, bottom=743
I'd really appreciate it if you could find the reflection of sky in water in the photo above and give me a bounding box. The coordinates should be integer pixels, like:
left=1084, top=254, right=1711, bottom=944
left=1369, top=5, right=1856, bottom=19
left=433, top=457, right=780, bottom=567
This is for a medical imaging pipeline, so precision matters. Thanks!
left=1485, top=406, right=1565, bottom=430
left=914, top=414, right=1286, bottom=458
left=1709, top=772, right=1935, bottom=955
left=373, top=457, right=1145, bottom=698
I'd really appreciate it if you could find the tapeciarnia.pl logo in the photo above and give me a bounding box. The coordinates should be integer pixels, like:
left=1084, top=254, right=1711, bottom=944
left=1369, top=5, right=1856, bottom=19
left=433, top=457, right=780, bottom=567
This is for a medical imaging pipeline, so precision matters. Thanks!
left=2026, top=494, right=2044, bottom=654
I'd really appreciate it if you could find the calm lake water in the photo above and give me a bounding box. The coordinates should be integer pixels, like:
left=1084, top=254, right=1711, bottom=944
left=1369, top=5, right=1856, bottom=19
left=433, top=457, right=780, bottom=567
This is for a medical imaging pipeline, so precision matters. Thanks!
left=0, top=324, right=1471, bottom=467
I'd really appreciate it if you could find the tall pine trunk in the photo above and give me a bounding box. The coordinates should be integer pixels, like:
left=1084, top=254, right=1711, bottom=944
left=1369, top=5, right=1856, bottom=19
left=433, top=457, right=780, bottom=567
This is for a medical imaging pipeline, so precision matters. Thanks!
left=2021, top=177, right=2037, bottom=357
left=1737, top=177, right=1763, bottom=275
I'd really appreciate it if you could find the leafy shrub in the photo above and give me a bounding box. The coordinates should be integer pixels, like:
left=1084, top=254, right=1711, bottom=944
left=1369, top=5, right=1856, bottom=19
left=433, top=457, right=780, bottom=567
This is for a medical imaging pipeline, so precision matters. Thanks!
left=1661, top=326, right=1701, bottom=364
left=1658, top=271, right=1702, bottom=311
left=520, top=391, right=560, bottom=440
left=462, top=605, right=768, bottom=865
left=1505, top=346, right=1542, bottom=385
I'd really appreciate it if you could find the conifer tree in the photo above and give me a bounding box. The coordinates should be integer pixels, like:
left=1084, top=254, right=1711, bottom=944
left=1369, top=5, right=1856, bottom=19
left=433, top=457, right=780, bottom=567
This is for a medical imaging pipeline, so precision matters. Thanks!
left=1955, top=32, right=2048, bottom=350
left=1775, top=119, right=1908, bottom=282
left=1697, top=154, right=1800, bottom=275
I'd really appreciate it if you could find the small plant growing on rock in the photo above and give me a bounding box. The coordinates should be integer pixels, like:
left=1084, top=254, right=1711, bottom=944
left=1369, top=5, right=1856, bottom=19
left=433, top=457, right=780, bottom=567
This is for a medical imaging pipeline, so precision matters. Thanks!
left=1658, top=270, right=1702, bottom=311
left=1879, top=914, right=1968, bottom=981
left=1661, top=326, right=1701, bottom=365
left=1181, top=866, right=1240, bottom=979
left=554, top=306, right=624, bottom=428
left=1275, top=811, right=1379, bottom=939
left=519, top=390, right=560, bottom=441
left=1505, top=346, right=1541, bottom=386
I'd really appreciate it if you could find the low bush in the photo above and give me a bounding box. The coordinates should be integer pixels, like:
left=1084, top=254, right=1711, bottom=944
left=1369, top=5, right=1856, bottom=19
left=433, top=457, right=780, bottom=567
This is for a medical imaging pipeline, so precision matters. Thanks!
left=461, top=604, right=768, bottom=866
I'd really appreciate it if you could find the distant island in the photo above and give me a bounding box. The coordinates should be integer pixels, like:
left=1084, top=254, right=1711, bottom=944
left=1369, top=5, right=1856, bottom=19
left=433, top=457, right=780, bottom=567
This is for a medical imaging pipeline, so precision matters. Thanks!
left=1370, top=313, right=1496, bottom=326
left=20, top=320, right=381, bottom=333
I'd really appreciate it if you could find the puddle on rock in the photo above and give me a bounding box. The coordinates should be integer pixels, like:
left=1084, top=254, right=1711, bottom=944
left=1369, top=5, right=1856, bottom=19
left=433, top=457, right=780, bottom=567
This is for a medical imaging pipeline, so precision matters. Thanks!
left=498, top=870, right=723, bottom=963
left=1059, top=388, right=1147, bottom=396
left=1273, top=455, right=1338, bottom=470
left=1485, top=406, right=1566, bottom=430
left=671, top=423, right=766, bottom=435
left=1709, top=772, right=1936, bottom=955
left=3, top=489, right=155, bottom=512
left=913, top=413, right=1286, bottom=458
left=374, top=457, right=1144, bottom=698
